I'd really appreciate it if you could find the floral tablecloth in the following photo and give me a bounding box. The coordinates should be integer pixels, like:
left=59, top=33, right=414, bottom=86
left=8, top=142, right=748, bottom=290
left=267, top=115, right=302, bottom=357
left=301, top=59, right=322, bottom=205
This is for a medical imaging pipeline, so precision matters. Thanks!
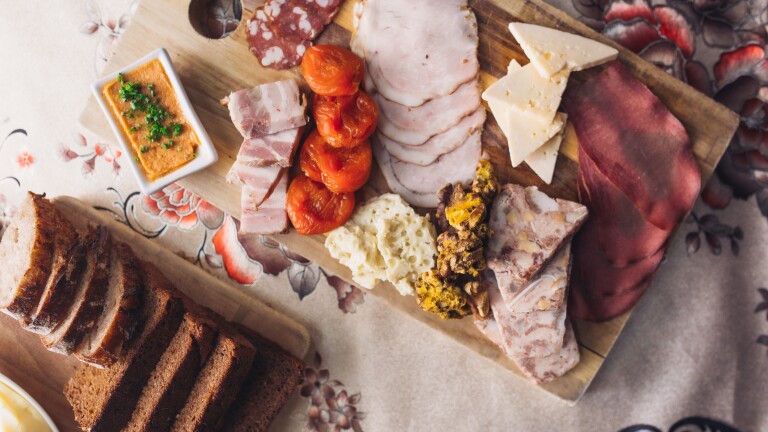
left=1, top=1, right=767, bottom=431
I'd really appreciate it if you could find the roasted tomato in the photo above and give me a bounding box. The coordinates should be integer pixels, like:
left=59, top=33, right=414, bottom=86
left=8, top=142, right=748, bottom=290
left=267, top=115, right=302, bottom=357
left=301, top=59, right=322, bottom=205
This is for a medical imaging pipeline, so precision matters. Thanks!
left=301, top=45, right=364, bottom=96
left=301, top=130, right=371, bottom=193
left=313, top=92, right=378, bottom=148
left=287, top=175, right=355, bottom=235
left=299, top=136, right=323, bottom=182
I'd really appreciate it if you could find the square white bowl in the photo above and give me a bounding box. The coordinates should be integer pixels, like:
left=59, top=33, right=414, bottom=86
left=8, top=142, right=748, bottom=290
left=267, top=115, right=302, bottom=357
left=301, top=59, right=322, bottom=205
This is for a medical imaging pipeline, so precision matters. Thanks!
left=91, top=48, right=218, bottom=194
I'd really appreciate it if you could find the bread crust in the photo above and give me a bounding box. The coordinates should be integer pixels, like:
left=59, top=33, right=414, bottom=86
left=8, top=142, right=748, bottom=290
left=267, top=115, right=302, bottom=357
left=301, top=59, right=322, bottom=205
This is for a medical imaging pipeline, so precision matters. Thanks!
left=2, top=193, right=58, bottom=319
left=76, top=241, right=144, bottom=367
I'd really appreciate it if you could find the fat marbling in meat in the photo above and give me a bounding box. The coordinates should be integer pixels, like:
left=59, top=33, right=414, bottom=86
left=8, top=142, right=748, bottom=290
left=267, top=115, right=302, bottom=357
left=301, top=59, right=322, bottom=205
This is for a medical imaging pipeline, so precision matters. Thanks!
left=234, top=127, right=303, bottom=168
left=225, top=79, right=307, bottom=138
left=240, top=168, right=289, bottom=235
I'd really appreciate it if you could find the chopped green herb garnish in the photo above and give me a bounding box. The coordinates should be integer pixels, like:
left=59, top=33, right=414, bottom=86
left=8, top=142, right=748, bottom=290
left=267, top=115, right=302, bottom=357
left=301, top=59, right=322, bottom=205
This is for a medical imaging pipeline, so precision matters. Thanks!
left=116, top=75, right=184, bottom=143
left=118, top=73, right=125, bottom=83
left=140, top=145, right=149, bottom=153
left=162, top=140, right=174, bottom=149
left=130, top=126, right=136, bottom=132
left=134, top=156, right=139, bottom=162
left=171, top=122, right=182, bottom=136
left=192, top=153, right=197, bottom=159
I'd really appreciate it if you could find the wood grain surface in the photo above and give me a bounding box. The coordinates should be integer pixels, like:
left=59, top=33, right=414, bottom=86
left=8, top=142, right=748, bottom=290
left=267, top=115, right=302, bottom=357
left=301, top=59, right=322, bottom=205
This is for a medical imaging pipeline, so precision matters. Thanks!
left=0, top=196, right=310, bottom=431
left=78, top=0, right=739, bottom=403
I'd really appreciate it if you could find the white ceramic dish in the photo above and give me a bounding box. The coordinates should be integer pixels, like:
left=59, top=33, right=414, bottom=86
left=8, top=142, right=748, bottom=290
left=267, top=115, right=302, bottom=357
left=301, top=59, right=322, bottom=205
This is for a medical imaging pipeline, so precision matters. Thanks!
left=0, top=372, right=58, bottom=431
left=91, top=48, right=218, bottom=194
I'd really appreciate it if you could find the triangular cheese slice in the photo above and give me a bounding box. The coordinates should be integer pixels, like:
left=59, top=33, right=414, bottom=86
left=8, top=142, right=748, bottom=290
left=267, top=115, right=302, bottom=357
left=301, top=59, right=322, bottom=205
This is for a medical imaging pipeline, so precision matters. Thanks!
left=509, top=22, right=618, bottom=77
left=494, top=106, right=564, bottom=167
left=525, top=113, right=567, bottom=184
left=482, top=63, right=569, bottom=124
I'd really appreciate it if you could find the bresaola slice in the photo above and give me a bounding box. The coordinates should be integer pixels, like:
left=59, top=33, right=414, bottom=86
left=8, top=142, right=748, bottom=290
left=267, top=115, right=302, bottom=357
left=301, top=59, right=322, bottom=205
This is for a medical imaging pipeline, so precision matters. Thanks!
left=563, top=62, right=701, bottom=231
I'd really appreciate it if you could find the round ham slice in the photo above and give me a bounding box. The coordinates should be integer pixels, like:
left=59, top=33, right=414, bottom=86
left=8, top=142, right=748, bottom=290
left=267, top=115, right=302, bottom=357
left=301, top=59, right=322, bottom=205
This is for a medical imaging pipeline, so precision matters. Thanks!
left=388, top=130, right=482, bottom=195
left=380, top=108, right=486, bottom=166
left=374, top=81, right=482, bottom=145
left=372, top=136, right=442, bottom=208
left=351, top=0, right=480, bottom=107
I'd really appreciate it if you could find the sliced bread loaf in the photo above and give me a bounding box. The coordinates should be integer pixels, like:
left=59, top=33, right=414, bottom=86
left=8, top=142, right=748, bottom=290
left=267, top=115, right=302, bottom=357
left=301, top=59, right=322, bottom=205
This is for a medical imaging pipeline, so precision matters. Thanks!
left=25, top=213, right=84, bottom=334
left=125, top=311, right=217, bottom=432
left=76, top=241, right=144, bottom=367
left=0, top=192, right=57, bottom=320
left=172, top=326, right=257, bottom=432
left=224, top=337, right=304, bottom=432
left=64, top=262, right=184, bottom=431
left=41, top=226, right=112, bottom=354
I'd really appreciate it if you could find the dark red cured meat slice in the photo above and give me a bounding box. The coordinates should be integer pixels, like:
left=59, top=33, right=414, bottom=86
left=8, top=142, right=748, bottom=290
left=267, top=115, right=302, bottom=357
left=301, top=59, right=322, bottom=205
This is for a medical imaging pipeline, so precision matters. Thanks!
left=568, top=271, right=651, bottom=322
left=563, top=61, right=701, bottom=231
left=247, top=0, right=342, bottom=69
left=578, top=145, right=671, bottom=266
left=247, top=9, right=311, bottom=70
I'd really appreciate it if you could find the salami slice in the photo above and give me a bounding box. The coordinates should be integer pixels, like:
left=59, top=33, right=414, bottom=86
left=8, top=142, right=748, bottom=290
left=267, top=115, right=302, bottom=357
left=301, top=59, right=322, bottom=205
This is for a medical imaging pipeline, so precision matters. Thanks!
left=247, top=0, right=343, bottom=70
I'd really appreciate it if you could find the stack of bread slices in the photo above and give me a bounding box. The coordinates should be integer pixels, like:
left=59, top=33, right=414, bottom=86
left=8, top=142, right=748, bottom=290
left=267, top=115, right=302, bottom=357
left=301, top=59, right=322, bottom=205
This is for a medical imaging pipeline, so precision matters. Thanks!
left=0, top=192, right=303, bottom=431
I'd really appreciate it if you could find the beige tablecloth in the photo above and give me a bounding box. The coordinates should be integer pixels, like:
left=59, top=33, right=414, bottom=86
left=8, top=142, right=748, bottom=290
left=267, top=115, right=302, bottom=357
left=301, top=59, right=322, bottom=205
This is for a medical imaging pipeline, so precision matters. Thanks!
left=1, top=1, right=767, bottom=431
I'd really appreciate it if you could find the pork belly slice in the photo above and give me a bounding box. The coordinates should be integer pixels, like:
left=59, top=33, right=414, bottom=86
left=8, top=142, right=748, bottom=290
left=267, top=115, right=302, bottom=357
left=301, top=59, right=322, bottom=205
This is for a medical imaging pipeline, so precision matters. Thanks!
left=382, top=129, right=481, bottom=198
left=578, top=145, right=671, bottom=266
left=476, top=271, right=579, bottom=384
left=227, top=163, right=282, bottom=208
left=381, top=108, right=486, bottom=166
left=42, top=226, right=113, bottom=355
left=225, top=79, right=307, bottom=139
left=235, top=127, right=302, bottom=168
left=563, top=61, right=700, bottom=231
left=26, top=228, right=86, bottom=335
left=76, top=242, right=144, bottom=368
left=374, top=81, right=482, bottom=146
left=486, top=184, right=588, bottom=288
left=372, top=136, right=444, bottom=208
left=240, top=169, right=289, bottom=235
left=351, top=0, right=480, bottom=107
left=0, top=192, right=57, bottom=320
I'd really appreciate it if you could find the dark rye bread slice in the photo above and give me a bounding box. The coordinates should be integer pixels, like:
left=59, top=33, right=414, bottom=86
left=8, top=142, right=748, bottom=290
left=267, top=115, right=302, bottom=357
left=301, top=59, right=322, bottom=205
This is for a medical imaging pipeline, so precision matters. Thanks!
left=0, top=192, right=57, bottom=320
left=224, top=331, right=304, bottom=432
left=64, top=263, right=185, bottom=431
left=171, top=326, right=257, bottom=432
left=76, top=241, right=144, bottom=367
left=125, top=312, right=217, bottom=432
left=25, top=215, right=84, bottom=334
left=41, top=226, right=112, bottom=354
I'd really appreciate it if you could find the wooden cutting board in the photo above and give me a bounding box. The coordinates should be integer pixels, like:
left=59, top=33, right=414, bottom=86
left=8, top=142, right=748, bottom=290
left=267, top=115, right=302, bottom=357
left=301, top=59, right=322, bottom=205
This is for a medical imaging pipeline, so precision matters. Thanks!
left=78, top=0, right=739, bottom=403
left=0, top=196, right=310, bottom=431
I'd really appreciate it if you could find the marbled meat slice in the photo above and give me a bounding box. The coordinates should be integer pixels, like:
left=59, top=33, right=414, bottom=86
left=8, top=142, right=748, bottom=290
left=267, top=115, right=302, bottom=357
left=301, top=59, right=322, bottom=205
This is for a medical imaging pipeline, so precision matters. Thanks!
left=235, top=127, right=303, bottom=168
left=227, top=164, right=283, bottom=208
left=578, top=145, right=671, bottom=266
left=476, top=272, right=579, bottom=384
left=225, top=80, right=306, bottom=138
left=247, top=0, right=342, bottom=69
left=381, top=109, right=485, bottom=167
left=374, top=81, right=482, bottom=145
left=351, top=0, right=480, bottom=107
left=388, top=130, right=482, bottom=196
left=240, top=169, right=289, bottom=235
left=372, top=136, right=442, bottom=208
left=486, top=184, right=588, bottom=287
left=563, top=61, right=700, bottom=231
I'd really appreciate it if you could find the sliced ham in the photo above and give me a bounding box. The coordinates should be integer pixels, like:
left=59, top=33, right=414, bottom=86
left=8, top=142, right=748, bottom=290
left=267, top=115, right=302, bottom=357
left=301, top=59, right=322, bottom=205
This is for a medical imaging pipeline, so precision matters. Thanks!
left=386, top=130, right=481, bottom=196
left=225, top=80, right=307, bottom=138
left=226, top=164, right=282, bottom=208
left=374, top=81, right=482, bottom=145
left=563, top=62, right=700, bottom=231
left=234, top=127, right=303, bottom=168
left=372, top=137, right=441, bottom=208
left=380, top=109, right=486, bottom=166
left=240, top=169, right=289, bottom=235
left=578, top=146, right=670, bottom=265
left=486, top=184, right=588, bottom=288
left=351, top=0, right=480, bottom=107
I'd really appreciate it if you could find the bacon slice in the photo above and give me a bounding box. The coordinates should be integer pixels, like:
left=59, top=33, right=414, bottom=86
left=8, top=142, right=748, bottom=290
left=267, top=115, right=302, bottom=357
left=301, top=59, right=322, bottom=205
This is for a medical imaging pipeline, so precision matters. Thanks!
left=351, top=0, right=480, bottom=107
left=240, top=169, right=289, bottom=235
left=225, top=80, right=306, bottom=138
left=486, top=185, right=588, bottom=288
left=226, top=164, right=282, bottom=208
left=234, top=127, right=303, bottom=168
left=563, top=62, right=700, bottom=231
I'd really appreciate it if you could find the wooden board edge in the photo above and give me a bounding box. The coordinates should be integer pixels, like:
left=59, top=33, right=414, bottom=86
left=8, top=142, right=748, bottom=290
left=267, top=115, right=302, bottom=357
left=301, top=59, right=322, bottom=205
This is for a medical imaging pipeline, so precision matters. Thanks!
left=52, top=196, right=312, bottom=360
